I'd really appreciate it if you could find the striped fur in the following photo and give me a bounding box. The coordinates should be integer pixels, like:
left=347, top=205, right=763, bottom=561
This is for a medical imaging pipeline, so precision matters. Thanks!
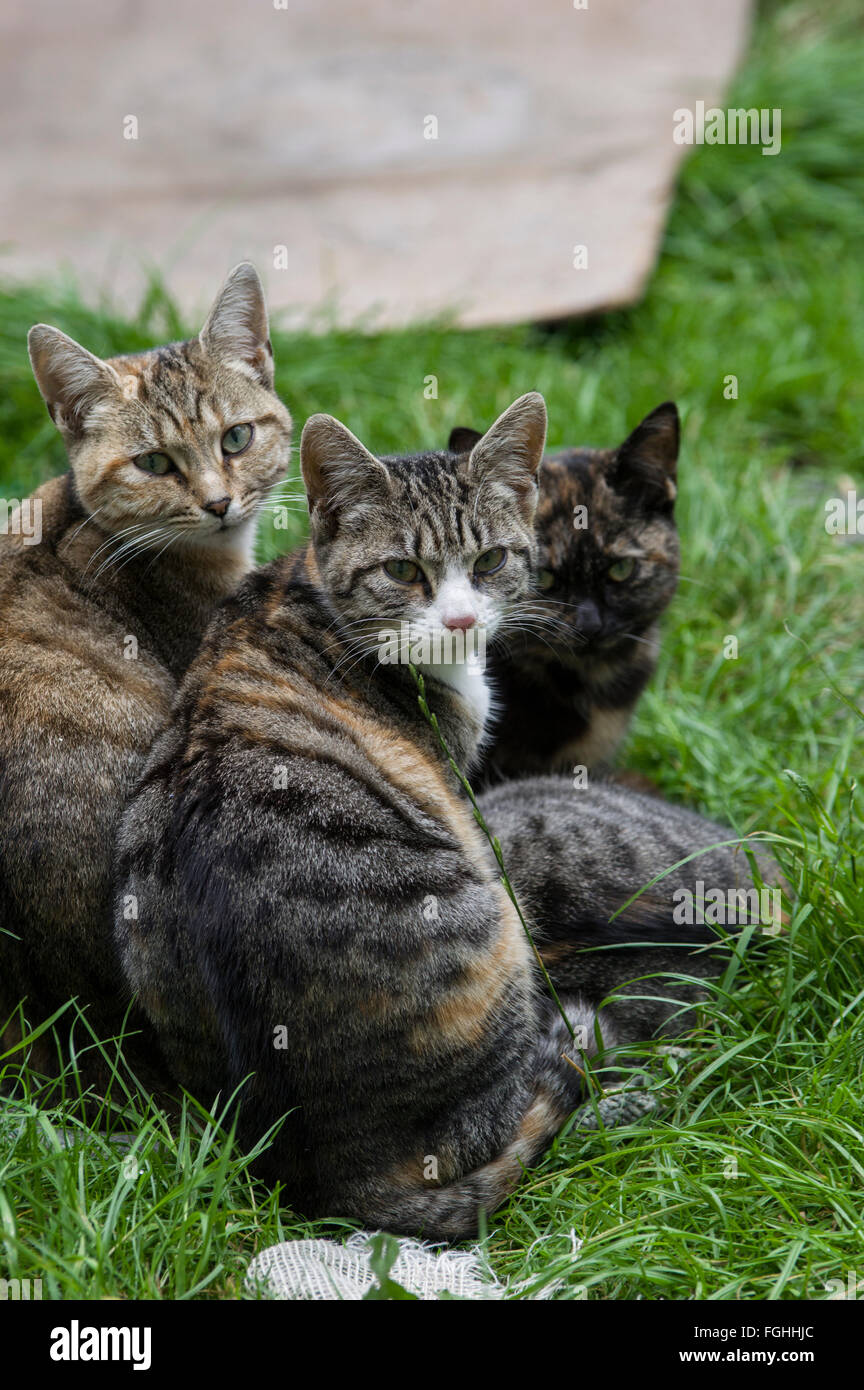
left=114, top=395, right=769, bottom=1238
left=478, top=776, right=780, bottom=1058
left=114, top=395, right=598, bottom=1237
left=451, top=403, right=680, bottom=785
left=0, top=264, right=292, bottom=1083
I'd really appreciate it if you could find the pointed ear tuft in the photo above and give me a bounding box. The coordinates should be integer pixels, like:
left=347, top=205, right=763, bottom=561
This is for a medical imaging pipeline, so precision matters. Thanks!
left=466, top=392, right=547, bottom=519
left=448, top=425, right=483, bottom=454
left=28, top=325, right=121, bottom=438
left=200, top=262, right=273, bottom=387
left=300, top=414, right=393, bottom=537
left=612, top=401, right=679, bottom=510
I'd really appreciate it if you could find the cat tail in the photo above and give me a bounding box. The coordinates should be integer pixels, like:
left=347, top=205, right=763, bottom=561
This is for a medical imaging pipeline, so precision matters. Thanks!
left=357, top=1001, right=598, bottom=1244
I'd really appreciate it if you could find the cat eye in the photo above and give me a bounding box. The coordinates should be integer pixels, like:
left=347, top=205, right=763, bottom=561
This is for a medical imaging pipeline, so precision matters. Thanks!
left=608, top=557, right=636, bottom=582
left=537, top=568, right=556, bottom=592
left=384, top=558, right=422, bottom=585
left=222, top=423, right=254, bottom=455
left=474, top=547, right=507, bottom=576
left=134, top=451, right=174, bottom=476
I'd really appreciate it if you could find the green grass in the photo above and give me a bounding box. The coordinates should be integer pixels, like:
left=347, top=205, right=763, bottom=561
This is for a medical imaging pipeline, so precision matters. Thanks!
left=2, top=0, right=863, bottom=1299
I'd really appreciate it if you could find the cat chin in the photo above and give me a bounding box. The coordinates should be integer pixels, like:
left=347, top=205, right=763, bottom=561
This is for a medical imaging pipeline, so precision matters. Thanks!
left=181, top=517, right=258, bottom=564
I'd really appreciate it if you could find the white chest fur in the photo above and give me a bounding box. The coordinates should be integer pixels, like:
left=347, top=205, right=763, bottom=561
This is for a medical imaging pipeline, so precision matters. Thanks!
left=426, top=659, right=491, bottom=738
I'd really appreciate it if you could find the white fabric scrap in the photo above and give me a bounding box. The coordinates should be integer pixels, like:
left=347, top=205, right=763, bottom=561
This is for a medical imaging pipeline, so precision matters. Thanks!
left=246, top=1232, right=505, bottom=1301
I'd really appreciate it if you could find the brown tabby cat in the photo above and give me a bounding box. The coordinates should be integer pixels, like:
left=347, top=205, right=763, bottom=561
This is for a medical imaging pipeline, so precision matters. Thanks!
left=114, top=394, right=765, bottom=1238
left=0, top=264, right=292, bottom=1080
left=449, top=403, right=680, bottom=785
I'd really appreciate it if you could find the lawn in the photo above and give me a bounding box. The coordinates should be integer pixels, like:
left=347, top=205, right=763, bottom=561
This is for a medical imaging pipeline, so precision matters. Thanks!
left=1, top=0, right=862, bottom=1300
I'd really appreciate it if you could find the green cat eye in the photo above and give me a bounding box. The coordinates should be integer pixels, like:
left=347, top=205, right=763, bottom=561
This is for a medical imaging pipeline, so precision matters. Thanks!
left=384, top=558, right=422, bottom=584
left=222, top=423, right=253, bottom=455
left=134, top=451, right=174, bottom=476
left=608, top=557, right=636, bottom=582
left=537, top=567, right=556, bottom=592
left=474, top=547, right=507, bottom=576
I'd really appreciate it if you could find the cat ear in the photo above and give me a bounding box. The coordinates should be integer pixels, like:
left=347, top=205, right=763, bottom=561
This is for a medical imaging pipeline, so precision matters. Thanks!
left=612, top=402, right=679, bottom=510
left=448, top=425, right=483, bottom=454
left=28, top=325, right=122, bottom=438
left=466, top=392, right=547, bottom=517
left=199, top=262, right=274, bottom=388
left=300, top=414, right=393, bottom=534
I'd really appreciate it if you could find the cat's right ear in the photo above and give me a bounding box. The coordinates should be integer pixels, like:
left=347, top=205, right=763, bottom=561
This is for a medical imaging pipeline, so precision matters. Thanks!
left=300, top=414, right=393, bottom=536
left=612, top=401, right=679, bottom=511
left=448, top=426, right=483, bottom=454
left=28, top=326, right=121, bottom=439
left=466, top=392, right=547, bottom=519
left=200, top=262, right=274, bottom=388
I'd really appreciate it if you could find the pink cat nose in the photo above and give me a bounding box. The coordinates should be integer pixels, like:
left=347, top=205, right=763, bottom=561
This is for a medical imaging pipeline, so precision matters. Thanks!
left=204, top=496, right=231, bottom=518
left=443, top=614, right=476, bottom=631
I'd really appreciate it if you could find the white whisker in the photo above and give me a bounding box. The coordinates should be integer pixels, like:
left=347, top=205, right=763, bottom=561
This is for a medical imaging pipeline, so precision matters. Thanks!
left=82, top=523, right=155, bottom=578
left=67, top=504, right=108, bottom=545
left=90, top=527, right=173, bottom=585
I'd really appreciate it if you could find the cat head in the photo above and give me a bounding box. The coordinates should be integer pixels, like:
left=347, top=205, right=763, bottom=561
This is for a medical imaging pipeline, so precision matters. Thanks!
left=28, top=263, right=292, bottom=557
left=300, top=394, right=547, bottom=666
left=448, top=402, right=680, bottom=658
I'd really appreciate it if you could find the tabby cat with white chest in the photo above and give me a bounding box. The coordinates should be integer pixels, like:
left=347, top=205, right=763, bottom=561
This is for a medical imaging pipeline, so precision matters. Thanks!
left=114, top=394, right=764, bottom=1237
left=0, top=264, right=292, bottom=1078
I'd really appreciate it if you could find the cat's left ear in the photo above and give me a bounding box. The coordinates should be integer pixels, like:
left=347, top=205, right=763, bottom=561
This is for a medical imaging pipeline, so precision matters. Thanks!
left=199, top=263, right=274, bottom=388
left=465, top=392, right=547, bottom=520
left=612, top=402, right=679, bottom=511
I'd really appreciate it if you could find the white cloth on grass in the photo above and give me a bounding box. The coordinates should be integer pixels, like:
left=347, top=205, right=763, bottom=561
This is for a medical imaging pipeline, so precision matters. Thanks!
left=246, top=1232, right=505, bottom=1301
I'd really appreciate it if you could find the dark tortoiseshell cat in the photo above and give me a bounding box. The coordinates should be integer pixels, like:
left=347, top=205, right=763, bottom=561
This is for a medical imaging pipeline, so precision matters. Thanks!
left=114, top=393, right=767, bottom=1238
left=450, top=403, right=680, bottom=784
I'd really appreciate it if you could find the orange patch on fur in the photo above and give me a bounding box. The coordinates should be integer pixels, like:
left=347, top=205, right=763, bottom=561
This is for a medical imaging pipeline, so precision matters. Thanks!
left=410, top=893, right=531, bottom=1054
